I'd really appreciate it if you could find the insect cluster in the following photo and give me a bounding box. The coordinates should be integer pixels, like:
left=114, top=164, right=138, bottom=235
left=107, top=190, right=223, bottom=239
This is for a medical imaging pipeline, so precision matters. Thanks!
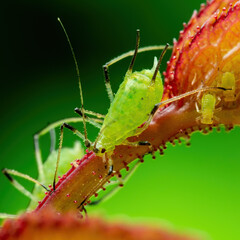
left=1, top=0, right=240, bottom=219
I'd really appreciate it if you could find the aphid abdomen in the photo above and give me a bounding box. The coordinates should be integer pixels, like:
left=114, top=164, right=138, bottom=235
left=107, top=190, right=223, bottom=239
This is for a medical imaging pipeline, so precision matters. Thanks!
left=200, top=93, right=216, bottom=124
left=96, top=62, right=163, bottom=152
left=220, top=72, right=236, bottom=102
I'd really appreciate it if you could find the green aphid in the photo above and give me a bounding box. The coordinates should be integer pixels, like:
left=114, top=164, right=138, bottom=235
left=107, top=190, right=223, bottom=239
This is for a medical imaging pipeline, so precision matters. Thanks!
left=95, top=57, right=163, bottom=153
left=28, top=141, right=84, bottom=210
left=196, top=93, right=217, bottom=124
left=55, top=21, right=218, bottom=190
left=218, top=72, right=238, bottom=102
left=54, top=25, right=175, bottom=180
left=0, top=139, right=84, bottom=218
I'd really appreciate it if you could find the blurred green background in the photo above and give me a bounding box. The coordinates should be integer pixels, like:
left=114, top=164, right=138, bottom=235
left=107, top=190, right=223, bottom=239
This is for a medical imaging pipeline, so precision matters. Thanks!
left=1, top=0, right=240, bottom=239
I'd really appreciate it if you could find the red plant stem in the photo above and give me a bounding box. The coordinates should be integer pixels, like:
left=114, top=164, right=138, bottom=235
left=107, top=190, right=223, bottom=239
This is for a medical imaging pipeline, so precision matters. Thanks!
left=36, top=99, right=239, bottom=213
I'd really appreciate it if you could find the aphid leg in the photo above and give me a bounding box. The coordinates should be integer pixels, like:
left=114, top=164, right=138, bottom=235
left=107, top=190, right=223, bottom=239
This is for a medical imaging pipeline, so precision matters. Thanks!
left=2, top=168, right=49, bottom=200
left=49, top=128, right=56, bottom=153
left=53, top=122, right=92, bottom=190
left=103, top=64, right=114, bottom=103
left=0, top=213, right=17, bottom=219
left=215, top=96, right=221, bottom=106
left=35, top=115, right=104, bottom=190
left=89, top=160, right=141, bottom=206
left=213, top=106, right=222, bottom=122
left=195, top=102, right=203, bottom=124
left=75, top=108, right=105, bottom=119
left=34, top=134, right=45, bottom=183
left=195, top=101, right=201, bottom=113
left=82, top=205, right=88, bottom=218
left=123, top=140, right=153, bottom=152
left=34, top=128, right=56, bottom=183
left=76, top=205, right=88, bottom=219
left=102, top=153, right=114, bottom=176
left=213, top=115, right=220, bottom=122
left=74, top=108, right=103, bottom=128
left=78, top=154, right=115, bottom=208
left=108, top=164, right=114, bottom=175
left=107, top=156, right=114, bottom=176
left=105, top=45, right=173, bottom=71
left=37, top=117, right=103, bottom=137
left=34, top=116, right=103, bottom=183
left=123, top=140, right=151, bottom=146
left=77, top=155, right=120, bottom=209
left=235, top=91, right=240, bottom=101
left=103, top=30, right=140, bottom=103
left=195, top=116, right=202, bottom=124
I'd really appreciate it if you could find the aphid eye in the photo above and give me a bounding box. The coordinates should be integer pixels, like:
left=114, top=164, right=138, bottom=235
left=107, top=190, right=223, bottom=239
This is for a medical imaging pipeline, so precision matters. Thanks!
left=101, top=148, right=106, bottom=154
left=93, top=148, right=99, bottom=153
left=141, top=97, right=144, bottom=100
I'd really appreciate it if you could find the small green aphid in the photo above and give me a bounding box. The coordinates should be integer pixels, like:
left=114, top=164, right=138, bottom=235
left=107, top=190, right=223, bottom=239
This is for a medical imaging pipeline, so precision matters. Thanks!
left=218, top=72, right=238, bottom=102
left=94, top=55, right=163, bottom=154
left=195, top=93, right=222, bottom=124
left=28, top=140, right=84, bottom=210
left=195, top=71, right=238, bottom=125
left=0, top=127, right=85, bottom=218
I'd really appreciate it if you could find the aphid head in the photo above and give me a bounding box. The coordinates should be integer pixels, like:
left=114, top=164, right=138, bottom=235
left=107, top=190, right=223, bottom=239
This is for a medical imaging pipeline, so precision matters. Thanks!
left=201, top=93, right=216, bottom=106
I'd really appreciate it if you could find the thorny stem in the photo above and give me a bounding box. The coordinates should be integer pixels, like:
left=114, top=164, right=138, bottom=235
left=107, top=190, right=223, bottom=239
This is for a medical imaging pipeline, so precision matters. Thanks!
left=36, top=97, right=240, bottom=213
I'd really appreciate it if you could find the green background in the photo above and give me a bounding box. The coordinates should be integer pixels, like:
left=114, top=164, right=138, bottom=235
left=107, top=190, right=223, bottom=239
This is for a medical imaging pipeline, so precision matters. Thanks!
left=1, top=1, right=240, bottom=239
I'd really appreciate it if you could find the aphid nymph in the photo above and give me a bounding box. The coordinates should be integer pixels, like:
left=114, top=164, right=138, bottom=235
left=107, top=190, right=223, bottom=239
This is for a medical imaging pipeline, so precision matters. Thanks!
left=218, top=72, right=238, bottom=102
left=196, top=93, right=217, bottom=124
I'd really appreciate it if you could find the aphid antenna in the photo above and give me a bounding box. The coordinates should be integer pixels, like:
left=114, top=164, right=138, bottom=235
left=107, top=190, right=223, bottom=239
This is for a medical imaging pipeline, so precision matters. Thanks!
left=57, top=18, right=89, bottom=147
left=0, top=213, right=17, bottom=219
left=151, top=43, right=169, bottom=83
left=128, top=29, right=140, bottom=72
left=2, top=168, right=50, bottom=198
left=155, top=86, right=229, bottom=110
left=103, top=45, right=173, bottom=69
left=145, top=86, right=229, bottom=129
left=49, top=128, right=56, bottom=153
